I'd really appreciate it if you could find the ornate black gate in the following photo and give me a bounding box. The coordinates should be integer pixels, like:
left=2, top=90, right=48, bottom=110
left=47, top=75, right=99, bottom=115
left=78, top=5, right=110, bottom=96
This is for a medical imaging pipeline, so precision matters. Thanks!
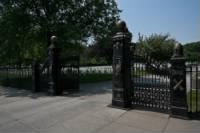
left=131, top=55, right=170, bottom=112
left=112, top=20, right=198, bottom=119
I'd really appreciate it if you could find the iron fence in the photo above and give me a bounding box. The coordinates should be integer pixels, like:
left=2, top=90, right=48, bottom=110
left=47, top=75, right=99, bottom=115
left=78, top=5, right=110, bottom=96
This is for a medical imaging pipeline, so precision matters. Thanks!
left=80, top=65, right=112, bottom=74
left=0, top=65, right=32, bottom=89
left=186, top=63, right=200, bottom=119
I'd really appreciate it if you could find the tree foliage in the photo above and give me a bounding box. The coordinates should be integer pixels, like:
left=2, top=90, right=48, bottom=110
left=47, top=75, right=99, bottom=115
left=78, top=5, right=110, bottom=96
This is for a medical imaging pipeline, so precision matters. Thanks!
left=86, top=36, right=113, bottom=64
left=135, top=33, right=176, bottom=65
left=184, top=41, right=200, bottom=61
left=0, top=0, right=120, bottom=64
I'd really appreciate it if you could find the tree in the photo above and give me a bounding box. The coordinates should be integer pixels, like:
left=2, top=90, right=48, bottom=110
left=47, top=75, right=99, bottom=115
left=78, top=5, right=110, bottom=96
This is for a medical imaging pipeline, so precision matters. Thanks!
left=136, top=33, right=176, bottom=67
left=86, top=36, right=113, bottom=64
left=184, top=41, right=200, bottom=61
left=0, top=0, right=120, bottom=64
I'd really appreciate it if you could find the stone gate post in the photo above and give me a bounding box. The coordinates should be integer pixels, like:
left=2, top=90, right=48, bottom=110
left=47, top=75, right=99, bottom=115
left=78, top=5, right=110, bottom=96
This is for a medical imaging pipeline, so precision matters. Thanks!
left=48, top=36, right=62, bottom=95
left=112, top=20, right=132, bottom=108
left=170, top=43, right=188, bottom=118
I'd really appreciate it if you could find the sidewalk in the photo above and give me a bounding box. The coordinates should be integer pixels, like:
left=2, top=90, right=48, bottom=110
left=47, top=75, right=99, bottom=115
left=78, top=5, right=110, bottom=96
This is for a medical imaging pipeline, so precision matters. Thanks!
left=0, top=81, right=200, bottom=133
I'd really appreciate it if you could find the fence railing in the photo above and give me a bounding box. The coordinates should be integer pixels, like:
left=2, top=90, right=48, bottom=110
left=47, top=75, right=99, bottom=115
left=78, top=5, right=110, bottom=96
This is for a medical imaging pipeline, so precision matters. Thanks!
left=0, top=65, right=32, bottom=90
left=80, top=65, right=112, bottom=74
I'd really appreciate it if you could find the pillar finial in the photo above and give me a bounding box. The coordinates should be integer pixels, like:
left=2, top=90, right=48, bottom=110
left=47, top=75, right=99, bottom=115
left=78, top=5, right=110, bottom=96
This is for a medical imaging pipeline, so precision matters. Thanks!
left=116, top=20, right=127, bottom=32
left=173, top=43, right=183, bottom=57
left=50, top=35, right=57, bottom=44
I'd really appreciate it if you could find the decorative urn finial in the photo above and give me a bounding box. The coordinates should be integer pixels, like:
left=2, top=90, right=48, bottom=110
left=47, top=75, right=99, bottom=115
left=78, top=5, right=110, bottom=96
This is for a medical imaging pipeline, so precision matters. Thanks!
left=173, top=43, right=183, bottom=57
left=116, top=20, right=127, bottom=32
left=50, top=36, right=57, bottom=44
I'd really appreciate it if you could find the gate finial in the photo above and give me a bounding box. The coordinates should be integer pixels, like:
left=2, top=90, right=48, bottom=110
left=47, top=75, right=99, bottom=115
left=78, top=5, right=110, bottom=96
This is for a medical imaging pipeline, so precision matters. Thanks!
left=173, top=43, right=183, bottom=57
left=116, top=20, right=127, bottom=32
left=50, top=35, right=57, bottom=44
left=115, top=20, right=132, bottom=41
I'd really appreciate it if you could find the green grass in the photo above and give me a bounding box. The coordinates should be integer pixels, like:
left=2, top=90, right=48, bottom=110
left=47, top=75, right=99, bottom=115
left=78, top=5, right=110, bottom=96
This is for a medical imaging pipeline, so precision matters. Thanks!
left=187, top=90, right=200, bottom=112
left=132, top=69, right=147, bottom=77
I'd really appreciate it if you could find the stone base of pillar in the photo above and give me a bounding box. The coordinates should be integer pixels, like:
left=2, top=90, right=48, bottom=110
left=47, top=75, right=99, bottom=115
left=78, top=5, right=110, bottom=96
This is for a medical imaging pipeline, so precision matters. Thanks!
left=112, top=99, right=131, bottom=109
left=170, top=106, right=189, bottom=119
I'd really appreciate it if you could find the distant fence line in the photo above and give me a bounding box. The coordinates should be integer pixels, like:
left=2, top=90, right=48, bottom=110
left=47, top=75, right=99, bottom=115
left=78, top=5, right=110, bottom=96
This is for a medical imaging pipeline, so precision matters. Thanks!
left=0, top=65, right=32, bottom=79
left=0, top=63, right=199, bottom=85
left=0, top=64, right=113, bottom=83
left=80, top=65, right=112, bottom=74
left=1, top=63, right=200, bottom=79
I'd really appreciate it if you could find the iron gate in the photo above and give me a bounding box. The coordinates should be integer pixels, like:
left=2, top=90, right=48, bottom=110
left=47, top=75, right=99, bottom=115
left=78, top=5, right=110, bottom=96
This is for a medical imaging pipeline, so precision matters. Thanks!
left=131, top=55, right=170, bottom=112
left=112, top=20, right=199, bottom=119
left=186, top=63, right=200, bottom=120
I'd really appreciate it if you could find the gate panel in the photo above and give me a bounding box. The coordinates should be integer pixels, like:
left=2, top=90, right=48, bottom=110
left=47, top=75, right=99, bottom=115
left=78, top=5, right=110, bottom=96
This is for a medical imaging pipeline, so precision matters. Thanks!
left=61, top=56, right=80, bottom=92
left=131, top=55, right=170, bottom=112
left=187, top=63, right=200, bottom=120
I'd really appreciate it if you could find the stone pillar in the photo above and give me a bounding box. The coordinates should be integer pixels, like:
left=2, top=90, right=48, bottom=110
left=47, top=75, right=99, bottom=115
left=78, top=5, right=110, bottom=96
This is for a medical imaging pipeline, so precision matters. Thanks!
left=48, top=36, right=62, bottom=95
left=112, top=20, right=132, bottom=108
left=170, top=43, right=188, bottom=118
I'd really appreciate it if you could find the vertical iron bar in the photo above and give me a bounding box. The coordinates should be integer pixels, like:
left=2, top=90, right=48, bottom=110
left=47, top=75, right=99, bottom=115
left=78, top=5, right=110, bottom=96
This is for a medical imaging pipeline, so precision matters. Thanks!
left=139, top=63, right=141, bottom=106
left=154, top=72, right=156, bottom=109
left=136, top=62, right=138, bottom=106
left=190, top=66, right=192, bottom=112
left=196, top=65, right=198, bottom=112
left=153, top=71, right=155, bottom=109
left=164, top=73, right=167, bottom=110
left=145, top=63, right=147, bottom=108
left=138, top=62, right=141, bottom=106
left=159, top=72, right=162, bottom=109
left=159, top=72, right=161, bottom=109
left=6, top=67, right=8, bottom=86
left=151, top=65, right=153, bottom=108
left=197, top=64, right=199, bottom=112
left=167, top=72, right=169, bottom=110
left=138, top=62, right=140, bottom=106
left=153, top=69, right=156, bottom=108
left=142, top=63, right=144, bottom=107
left=164, top=73, right=166, bottom=110
left=134, top=62, right=136, bottom=105
left=166, top=72, right=168, bottom=110
left=142, top=63, right=145, bottom=107
left=134, top=61, right=135, bottom=105
left=145, top=63, right=148, bottom=108
left=144, top=63, right=146, bottom=107
left=163, top=72, right=164, bottom=110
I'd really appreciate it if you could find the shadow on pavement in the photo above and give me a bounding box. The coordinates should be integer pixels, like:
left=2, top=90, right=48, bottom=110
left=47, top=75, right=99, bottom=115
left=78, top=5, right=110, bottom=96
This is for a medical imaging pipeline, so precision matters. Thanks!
left=0, top=81, right=112, bottom=99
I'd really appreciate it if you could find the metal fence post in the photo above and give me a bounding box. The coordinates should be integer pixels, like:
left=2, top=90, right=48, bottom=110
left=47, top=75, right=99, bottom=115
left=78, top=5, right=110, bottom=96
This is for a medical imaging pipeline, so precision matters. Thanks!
left=32, top=60, right=40, bottom=92
left=48, top=36, right=62, bottom=95
left=170, top=43, right=188, bottom=119
left=112, top=20, right=132, bottom=109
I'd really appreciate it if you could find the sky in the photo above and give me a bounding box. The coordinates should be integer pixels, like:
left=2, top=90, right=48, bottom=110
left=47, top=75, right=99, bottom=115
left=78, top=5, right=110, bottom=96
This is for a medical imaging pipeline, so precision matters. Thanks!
left=116, top=0, right=200, bottom=44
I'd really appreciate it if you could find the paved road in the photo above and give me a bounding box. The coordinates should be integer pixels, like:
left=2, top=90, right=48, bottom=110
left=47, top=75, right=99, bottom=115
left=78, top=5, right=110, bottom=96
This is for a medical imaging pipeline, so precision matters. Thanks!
left=0, top=81, right=200, bottom=133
